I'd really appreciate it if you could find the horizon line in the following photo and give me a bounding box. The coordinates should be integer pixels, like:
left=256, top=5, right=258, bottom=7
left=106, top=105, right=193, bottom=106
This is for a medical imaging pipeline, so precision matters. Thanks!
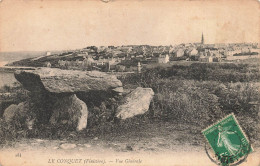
left=1, top=42, right=259, bottom=53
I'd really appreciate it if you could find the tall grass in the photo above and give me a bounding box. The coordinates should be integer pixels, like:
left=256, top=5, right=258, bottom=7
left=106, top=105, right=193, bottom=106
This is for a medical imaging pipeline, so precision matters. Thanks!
left=119, top=64, right=260, bottom=140
left=0, top=63, right=259, bottom=143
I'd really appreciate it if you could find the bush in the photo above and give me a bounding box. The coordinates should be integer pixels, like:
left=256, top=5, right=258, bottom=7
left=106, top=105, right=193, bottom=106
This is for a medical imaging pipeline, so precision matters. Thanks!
left=130, top=63, right=260, bottom=83
left=149, top=79, right=223, bottom=126
left=119, top=67, right=259, bottom=140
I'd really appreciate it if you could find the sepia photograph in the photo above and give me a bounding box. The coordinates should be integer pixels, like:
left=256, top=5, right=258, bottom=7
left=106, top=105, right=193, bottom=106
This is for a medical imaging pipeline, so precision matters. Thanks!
left=0, top=0, right=259, bottom=165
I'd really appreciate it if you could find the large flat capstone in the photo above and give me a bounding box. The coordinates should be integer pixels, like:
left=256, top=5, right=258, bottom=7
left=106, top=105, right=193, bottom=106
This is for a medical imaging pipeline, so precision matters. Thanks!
left=14, top=68, right=122, bottom=93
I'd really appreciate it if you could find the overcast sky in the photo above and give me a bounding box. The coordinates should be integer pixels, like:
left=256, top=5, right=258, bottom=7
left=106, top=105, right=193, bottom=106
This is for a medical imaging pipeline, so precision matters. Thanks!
left=0, top=0, right=259, bottom=52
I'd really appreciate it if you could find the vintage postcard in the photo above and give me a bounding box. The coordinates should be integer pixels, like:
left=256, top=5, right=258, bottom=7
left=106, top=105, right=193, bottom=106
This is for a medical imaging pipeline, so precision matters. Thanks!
left=0, top=0, right=259, bottom=166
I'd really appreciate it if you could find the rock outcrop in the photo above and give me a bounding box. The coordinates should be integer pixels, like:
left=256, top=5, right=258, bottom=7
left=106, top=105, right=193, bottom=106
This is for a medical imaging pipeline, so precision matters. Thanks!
left=60, top=143, right=77, bottom=150
left=14, top=68, right=123, bottom=93
left=116, top=87, right=154, bottom=119
left=3, top=102, right=36, bottom=129
left=3, top=104, right=19, bottom=122
left=50, top=94, right=88, bottom=131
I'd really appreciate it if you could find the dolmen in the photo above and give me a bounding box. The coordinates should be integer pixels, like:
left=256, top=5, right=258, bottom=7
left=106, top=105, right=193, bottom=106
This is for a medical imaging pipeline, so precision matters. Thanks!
left=3, top=68, right=154, bottom=131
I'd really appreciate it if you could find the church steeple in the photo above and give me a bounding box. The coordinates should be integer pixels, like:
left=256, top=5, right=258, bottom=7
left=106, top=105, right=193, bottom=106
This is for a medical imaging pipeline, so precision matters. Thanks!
left=201, top=33, right=204, bottom=44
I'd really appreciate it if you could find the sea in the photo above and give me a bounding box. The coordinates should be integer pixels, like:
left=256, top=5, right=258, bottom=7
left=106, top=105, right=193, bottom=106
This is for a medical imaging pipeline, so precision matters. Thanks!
left=0, top=70, right=17, bottom=88
left=0, top=51, right=45, bottom=88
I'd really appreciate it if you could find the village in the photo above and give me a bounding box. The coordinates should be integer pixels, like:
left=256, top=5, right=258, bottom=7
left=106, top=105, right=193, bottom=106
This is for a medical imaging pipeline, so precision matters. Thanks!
left=31, top=34, right=259, bottom=73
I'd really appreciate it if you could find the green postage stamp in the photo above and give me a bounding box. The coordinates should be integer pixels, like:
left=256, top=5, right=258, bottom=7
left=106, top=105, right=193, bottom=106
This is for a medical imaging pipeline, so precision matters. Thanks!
left=202, top=113, right=253, bottom=165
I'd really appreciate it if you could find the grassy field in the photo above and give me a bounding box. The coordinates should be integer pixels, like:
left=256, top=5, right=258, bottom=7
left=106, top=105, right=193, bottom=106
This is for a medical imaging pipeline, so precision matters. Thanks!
left=119, top=62, right=260, bottom=141
left=0, top=62, right=259, bottom=151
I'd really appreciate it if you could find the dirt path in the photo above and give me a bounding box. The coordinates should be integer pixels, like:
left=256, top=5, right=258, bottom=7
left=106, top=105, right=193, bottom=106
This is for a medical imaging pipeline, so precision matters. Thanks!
left=0, top=122, right=259, bottom=166
left=0, top=139, right=259, bottom=166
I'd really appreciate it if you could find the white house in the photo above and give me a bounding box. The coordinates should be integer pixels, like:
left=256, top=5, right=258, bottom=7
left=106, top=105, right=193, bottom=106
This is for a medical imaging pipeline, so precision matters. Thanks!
left=188, top=48, right=198, bottom=56
left=158, top=54, right=169, bottom=63
left=175, top=49, right=185, bottom=57
left=46, top=52, right=51, bottom=56
left=46, top=62, right=52, bottom=67
left=199, top=56, right=213, bottom=62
